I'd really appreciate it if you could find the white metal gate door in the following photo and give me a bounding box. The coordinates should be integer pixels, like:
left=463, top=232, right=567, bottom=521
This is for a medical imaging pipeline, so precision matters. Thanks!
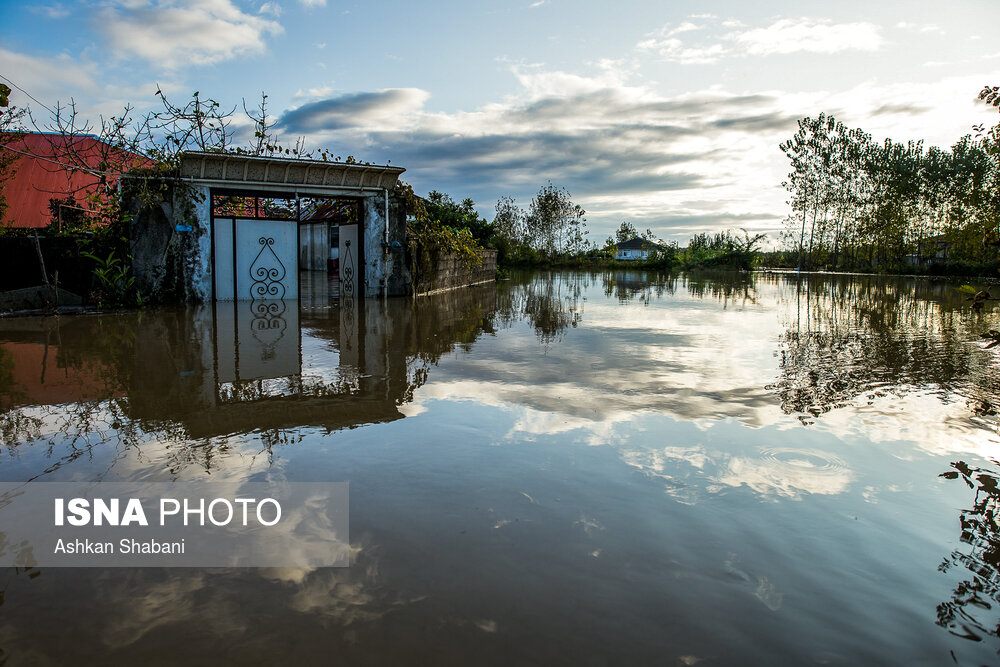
left=214, top=218, right=299, bottom=301
left=338, top=222, right=358, bottom=299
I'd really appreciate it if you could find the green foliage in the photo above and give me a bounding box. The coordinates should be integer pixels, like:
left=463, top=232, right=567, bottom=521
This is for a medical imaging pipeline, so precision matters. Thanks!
left=0, top=88, right=27, bottom=227
left=395, top=182, right=486, bottom=271
left=975, top=85, right=1000, bottom=165
left=46, top=196, right=93, bottom=234
left=677, top=229, right=765, bottom=270
left=79, top=241, right=144, bottom=309
left=491, top=183, right=589, bottom=264
left=981, top=85, right=1000, bottom=109
left=777, top=93, right=1000, bottom=273
left=527, top=182, right=588, bottom=256
left=490, top=189, right=766, bottom=272
left=598, top=235, right=619, bottom=260
left=425, top=190, right=494, bottom=242
left=615, top=221, right=638, bottom=244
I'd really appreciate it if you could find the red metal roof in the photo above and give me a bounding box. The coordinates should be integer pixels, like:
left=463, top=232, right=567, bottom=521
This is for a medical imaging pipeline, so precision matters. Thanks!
left=0, top=133, right=150, bottom=228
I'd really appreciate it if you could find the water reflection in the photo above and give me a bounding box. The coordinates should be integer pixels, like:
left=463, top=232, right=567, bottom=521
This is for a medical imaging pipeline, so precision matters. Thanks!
left=764, top=273, right=1000, bottom=423
left=3, top=270, right=999, bottom=491
left=0, top=284, right=497, bottom=478
left=939, top=460, right=1000, bottom=642
left=495, top=270, right=587, bottom=343
left=2, top=271, right=1000, bottom=664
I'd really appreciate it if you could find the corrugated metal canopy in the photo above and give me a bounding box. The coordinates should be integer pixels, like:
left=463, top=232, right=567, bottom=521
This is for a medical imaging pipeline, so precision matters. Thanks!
left=178, top=151, right=405, bottom=195
left=0, top=140, right=407, bottom=228
left=0, top=133, right=148, bottom=228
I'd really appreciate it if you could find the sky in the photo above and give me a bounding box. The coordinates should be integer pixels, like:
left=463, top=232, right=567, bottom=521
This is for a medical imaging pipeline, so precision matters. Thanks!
left=1, top=0, right=998, bottom=244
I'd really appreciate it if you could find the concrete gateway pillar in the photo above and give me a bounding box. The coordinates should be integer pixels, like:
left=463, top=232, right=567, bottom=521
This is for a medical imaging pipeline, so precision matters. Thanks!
left=128, top=152, right=406, bottom=304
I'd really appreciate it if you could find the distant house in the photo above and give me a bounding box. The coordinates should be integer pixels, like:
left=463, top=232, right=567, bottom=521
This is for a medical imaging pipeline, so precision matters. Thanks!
left=614, top=237, right=662, bottom=261
left=904, top=233, right=951, bottom=267
left=0, top=132, right=148, bottom=229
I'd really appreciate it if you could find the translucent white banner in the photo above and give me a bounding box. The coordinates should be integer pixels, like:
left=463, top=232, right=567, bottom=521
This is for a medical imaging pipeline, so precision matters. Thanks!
left=0, top=482, right=349, bottom=567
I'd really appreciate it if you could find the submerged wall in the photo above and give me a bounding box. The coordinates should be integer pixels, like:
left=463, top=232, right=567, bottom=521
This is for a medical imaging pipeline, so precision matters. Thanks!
left=128, top=184, right=413, bottom=303
left=127, top=152, right=408, bottom=304
left=356, top=191, right=409, bottom=297
left=128, top=182, right=212, bottom=304
left=412, top=250, right=498, bottom=296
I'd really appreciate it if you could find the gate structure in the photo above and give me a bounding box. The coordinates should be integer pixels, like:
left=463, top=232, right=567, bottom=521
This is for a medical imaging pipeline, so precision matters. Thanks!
left=212, top=194, right=300, bottom=301
left=129, top=152, right=407, bottom=304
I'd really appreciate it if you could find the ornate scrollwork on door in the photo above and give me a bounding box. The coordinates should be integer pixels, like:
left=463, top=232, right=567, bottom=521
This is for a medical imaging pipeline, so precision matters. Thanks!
left=249, top=236, right=286, bottom=300
left=249, top=299, right=288, bottom=360
left=342, top=239, right=355, bottom=296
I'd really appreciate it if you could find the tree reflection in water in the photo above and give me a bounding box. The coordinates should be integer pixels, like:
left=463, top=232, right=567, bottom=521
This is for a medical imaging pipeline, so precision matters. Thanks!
left=0, top=284, right=499, bottom=479
left=3, top=271, right=1000, bottom=663
left=939, top=461, right=1000, bottom=642
left=601, top=269, right=674, bottom=303
left=764, top=273, right=1000, bottom=423
left=494, top=270, right=590, bottom=343
left=495, top=269, right=756, bottom=346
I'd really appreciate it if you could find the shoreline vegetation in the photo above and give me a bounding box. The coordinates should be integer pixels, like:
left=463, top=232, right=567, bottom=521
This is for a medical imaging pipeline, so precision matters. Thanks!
left=420, top=85, right=1000, bottom=280
left=1, top=84, right=998, bottom=307
left=411, top=186, right=769, bottom=273
left=762, top=87, right=998, bottom=276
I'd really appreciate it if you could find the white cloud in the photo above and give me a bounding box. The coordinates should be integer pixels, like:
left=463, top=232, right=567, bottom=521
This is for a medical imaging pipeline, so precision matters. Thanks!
left=896, top=21, right=943, bottom=34
left=0, top=48, right=99, bottom=111
left=507, top=60, right=643, bottom=98
left=731, top=18, right=883, bottom=56
left=35, top=3, right=70, bottom=19
left=293, top=85, right=335, bottom=99
left=0, top=47, right=186, bottom=140
left=299, top=0, right=326, bottom=6
left=668, top=21, right=703, bottom=35
left=804, top=74, right=998, bottom=148
left=259, top=2, right=282, bottom=17
left=639, top=17, right=883, bottom=63
left=635, top=37, right=727, bottom=64
left=97, top=0, right=283, bottom=68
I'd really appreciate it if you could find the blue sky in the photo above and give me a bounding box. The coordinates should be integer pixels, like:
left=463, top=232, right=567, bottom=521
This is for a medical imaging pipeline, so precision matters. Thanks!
left=1, top=0, right=998, bottom=243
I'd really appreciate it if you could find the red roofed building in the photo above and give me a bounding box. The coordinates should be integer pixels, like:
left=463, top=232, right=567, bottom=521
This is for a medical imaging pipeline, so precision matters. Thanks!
left=0, top=132, right=150, bottom=229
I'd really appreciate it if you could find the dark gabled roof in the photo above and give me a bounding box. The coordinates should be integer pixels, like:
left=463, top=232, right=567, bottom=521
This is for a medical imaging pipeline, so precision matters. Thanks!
left=616, top=237, right=657, bottom=250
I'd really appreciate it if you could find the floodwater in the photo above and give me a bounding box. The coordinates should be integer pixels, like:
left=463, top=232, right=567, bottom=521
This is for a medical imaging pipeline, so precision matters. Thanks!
left=2, top=270, right=1000, bottom=666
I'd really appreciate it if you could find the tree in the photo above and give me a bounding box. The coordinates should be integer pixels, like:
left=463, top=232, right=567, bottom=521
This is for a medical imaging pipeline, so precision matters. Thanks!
left=0, top=84, right=27, bottom=225
left=615, top=220, right=638, bottom=244
left=425, top=190, right=493, bottom=242
left=777, top=96, right=1000, bottom=273
left=524, top=182, right=587, bottom=256
left=494, top=195, right=525, bottom=243
left=735, top=228, right=768, bottom=254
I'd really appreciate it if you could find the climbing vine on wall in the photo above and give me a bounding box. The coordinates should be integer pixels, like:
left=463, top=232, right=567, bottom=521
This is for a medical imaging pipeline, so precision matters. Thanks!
left=394, top=181, right=485, bottom=276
